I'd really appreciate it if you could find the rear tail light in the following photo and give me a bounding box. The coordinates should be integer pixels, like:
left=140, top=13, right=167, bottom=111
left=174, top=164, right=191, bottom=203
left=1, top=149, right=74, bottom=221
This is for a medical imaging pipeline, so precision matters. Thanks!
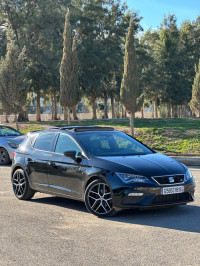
left=12, top=152, right=15, bottom=159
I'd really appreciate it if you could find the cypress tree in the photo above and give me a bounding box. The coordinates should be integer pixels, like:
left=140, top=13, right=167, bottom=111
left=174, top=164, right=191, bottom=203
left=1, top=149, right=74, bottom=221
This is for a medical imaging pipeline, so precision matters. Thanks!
left=189, top=60, right=200, bottom=117
left=60, top=9, right=80, bottom=125
left=0, top=37, right=27, bottom=130
left=120, top=19, right=139, bottom=136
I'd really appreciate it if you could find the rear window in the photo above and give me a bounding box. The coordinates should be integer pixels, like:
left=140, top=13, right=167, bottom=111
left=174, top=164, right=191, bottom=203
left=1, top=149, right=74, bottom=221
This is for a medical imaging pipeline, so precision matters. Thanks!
left=34, top=133, right=57, bottom=152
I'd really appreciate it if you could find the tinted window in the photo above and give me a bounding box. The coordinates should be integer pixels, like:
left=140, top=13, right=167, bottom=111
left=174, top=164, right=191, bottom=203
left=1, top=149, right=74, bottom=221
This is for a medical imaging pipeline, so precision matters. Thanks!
left=55, top=134, right=81, bottom=155
left=76, top=131, right=153, bottom=156
left=0, top=126, right=21, bottom=136
left=34, top=133, right=57, bottom=152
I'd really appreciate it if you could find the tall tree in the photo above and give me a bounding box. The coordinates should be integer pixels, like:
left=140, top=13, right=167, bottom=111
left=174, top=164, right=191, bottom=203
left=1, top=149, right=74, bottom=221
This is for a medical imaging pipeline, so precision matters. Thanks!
left=120, top=19, right=139, bottom=136
left=189, top=60, right=200, bottom=117
left=0, top=38, right=27, bottom=129
left=60, top=9, right=80, bottom=125
left=0, top=0, right=71, bottom=121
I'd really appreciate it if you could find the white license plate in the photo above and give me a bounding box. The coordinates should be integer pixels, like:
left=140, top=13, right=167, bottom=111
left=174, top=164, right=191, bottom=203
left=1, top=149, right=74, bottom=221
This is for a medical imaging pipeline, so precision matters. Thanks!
left=162, top=186, right=184, bottom=195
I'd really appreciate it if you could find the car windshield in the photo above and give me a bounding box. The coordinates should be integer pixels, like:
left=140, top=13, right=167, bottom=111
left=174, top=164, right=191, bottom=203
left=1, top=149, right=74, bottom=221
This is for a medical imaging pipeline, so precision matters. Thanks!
left=0, top=126, right=22, bottom=136
left=76, top=131, right=153, bottom=156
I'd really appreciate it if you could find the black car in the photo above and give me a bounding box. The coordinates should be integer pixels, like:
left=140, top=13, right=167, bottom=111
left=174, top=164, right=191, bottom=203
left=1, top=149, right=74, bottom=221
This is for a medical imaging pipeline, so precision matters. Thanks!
left=11, top=126, right=195, bottom=217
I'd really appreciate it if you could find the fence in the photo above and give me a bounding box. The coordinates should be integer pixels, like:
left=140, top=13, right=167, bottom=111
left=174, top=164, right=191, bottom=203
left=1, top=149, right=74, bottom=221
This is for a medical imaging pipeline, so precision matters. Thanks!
left=0, top=110, right=153, bottom=123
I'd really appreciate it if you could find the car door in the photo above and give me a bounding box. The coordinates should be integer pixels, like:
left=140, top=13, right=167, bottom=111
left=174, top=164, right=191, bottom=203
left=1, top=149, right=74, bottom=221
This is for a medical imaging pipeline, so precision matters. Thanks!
left=26, top=132, right=57, bottom=192
left=48, top=133, right=87, bottom=199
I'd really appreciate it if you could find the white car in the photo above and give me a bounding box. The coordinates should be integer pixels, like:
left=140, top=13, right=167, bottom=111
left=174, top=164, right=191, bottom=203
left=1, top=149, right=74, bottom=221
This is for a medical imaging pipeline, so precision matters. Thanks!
left=0, top=125, right=25, bottom=165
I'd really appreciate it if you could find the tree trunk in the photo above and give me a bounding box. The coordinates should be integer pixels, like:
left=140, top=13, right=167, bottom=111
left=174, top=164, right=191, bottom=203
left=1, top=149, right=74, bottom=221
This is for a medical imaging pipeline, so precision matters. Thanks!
left=159, top=104, right=162, bottom=118
left=167, top=102, right=171, bottom=118
left=141, top=107, right=144, bottom=118
left=122, top=106, right=124, bottom=118
left=64, top=106, right=67, bottom=120
left=152, top=102, right=154, bottom=118
left=5, top=113, right=9, bottom=123
left=72, top=105, right=78, bottom=120
left=130, top=112, right=135, bottom=137
left=52, top=91, right=58, bottom=120
left=154, top=99, right=158, bottom=118
left=68, top=108, right=70, bottom=125
left=91, top=94, right=97, bottom=119
left=15, top=113, right=19, bottom=130
left=18, top=110, right=28, bottom=122
left=111, top=96, right=115, bottom=118
left=180, top=105, right=183, bottom=118
left=24, top=109, right=29, bottom=121
left=104, top=93, right=108, bottom=119
left=36, top=91, right=41, bottom=122
left=51, top=93, right=54, bottom=120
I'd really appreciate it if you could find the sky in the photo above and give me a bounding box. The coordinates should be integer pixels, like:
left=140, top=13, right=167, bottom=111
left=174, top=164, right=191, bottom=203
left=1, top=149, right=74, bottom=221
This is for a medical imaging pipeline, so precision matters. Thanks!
left=126, top=0, right=200, bottom=30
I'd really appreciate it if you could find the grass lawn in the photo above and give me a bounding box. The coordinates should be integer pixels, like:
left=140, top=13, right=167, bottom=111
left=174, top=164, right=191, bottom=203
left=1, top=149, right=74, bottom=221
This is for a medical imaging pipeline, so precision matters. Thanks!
left=18, top=118, right=200, bottom=155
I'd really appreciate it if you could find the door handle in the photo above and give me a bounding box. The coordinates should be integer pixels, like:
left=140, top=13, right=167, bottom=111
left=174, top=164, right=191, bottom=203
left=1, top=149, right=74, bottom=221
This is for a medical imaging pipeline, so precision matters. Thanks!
left=26, top=157, right=33, bottom=162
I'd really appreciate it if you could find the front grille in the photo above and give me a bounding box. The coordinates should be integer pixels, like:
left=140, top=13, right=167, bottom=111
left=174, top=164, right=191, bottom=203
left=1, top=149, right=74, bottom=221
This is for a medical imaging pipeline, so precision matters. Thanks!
left=151, top=192, right=193, bottom=205
left=153, top=175, right=184, bottom=185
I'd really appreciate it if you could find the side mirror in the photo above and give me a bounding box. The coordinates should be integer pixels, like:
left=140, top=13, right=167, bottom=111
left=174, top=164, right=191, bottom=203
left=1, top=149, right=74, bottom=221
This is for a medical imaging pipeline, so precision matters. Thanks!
left=63, top=150, right=82, bottom=163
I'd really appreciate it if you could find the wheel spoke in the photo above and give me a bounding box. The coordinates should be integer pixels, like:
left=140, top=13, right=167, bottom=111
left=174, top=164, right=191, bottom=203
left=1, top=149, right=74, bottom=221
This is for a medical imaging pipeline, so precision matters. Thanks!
left=15, top=186, right=20, bottom=195
left=98, top=184, right=101, bottom=195
left=90, top=191, right=99, bottom=196
left=92, top=200, right=100, bottom=210
left=105, top=196, right=112, bottom=201
left=104, top=192, right=111, bottom=196
left=17, top=172, right=20, bottom=182
left=94, top=203, right=101, bottom=212
left=13, top=180, right=18, bottom=186
left=89, top=195, right=98, bottom=201
left=101, top=203, right=108, bottom=212
left=104, top=200, right=112, bottom=211
left=19, top=186, right=24, bottom=195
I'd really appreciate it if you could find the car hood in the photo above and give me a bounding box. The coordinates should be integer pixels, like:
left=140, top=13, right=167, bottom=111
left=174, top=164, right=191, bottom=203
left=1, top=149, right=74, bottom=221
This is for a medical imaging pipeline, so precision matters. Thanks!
left=94, top=153, right=187, bottom=177
left=4, top=135, right=25, bottom=144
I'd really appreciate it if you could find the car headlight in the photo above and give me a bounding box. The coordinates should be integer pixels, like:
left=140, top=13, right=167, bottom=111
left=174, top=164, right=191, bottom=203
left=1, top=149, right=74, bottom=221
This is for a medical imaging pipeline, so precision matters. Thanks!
left=185, top=169, right=193, bottom=181
left=116, top=173, right=149, bottom=184
left=7, top=142, right=19, bottom=149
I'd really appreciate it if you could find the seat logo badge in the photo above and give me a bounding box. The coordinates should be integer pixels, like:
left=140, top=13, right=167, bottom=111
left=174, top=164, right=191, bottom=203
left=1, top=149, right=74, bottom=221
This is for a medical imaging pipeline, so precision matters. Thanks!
left=169, top=177, right=174, bottom=183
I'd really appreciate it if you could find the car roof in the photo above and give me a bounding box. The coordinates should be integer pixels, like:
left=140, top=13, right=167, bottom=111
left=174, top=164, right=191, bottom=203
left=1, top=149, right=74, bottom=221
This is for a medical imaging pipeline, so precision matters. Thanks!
left=27, top=126, right=115, bottom=136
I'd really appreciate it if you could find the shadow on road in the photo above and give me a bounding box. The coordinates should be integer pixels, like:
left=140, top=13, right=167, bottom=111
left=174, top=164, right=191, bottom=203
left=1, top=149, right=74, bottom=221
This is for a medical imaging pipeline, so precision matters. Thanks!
left=108, top=204, right=200, bottom=233
left=31, top=196, right=200, bottom=233
left=31, top=196, right=87, bottom=213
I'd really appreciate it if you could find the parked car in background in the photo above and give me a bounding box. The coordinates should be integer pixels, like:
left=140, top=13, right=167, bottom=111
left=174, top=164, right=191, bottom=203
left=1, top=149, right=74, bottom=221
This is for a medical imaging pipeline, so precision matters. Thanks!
left=0, top=125, right=25, bottom=165
left=11, top=126, right=195, bottom=217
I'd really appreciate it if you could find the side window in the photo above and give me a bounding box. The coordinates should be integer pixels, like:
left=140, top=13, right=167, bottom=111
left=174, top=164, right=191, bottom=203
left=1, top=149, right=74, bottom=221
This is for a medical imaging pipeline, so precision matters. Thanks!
left=34, top=133, right=57, bottom=152
left=55, top=134, right=81, bottom=155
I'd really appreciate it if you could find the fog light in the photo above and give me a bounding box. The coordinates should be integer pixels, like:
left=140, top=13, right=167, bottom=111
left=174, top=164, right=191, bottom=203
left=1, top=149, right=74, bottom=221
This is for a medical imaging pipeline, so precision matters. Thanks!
left=128, top=192, right=144, bottom=197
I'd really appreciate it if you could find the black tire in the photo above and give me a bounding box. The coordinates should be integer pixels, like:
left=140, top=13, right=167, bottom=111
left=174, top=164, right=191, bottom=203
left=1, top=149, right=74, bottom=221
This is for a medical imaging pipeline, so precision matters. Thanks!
left=85, top=179, right=118, bottom=217
left=11, top=169, right=35, bottom=200
left=0, top=147, right=10, bottom=165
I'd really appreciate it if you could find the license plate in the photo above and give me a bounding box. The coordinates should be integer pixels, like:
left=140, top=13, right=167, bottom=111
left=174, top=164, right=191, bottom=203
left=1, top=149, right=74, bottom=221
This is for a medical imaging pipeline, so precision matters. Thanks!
left=162, top=186, right=184, bottom=195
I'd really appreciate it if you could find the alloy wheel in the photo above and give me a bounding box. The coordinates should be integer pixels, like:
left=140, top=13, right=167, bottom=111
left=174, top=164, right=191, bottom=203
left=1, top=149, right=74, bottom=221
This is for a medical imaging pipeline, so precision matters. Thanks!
left=12, top=170, right=26, bottom=197
left=87, top=182, right=113, bottom=215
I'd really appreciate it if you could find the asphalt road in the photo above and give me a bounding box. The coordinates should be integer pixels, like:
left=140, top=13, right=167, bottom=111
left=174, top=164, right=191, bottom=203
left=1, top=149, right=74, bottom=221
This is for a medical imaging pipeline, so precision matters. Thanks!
left=1, top=166, right=200, bottom=266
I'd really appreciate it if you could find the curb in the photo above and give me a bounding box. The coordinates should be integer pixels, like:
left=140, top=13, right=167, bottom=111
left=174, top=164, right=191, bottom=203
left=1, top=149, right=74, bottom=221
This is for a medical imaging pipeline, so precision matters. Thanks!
left=170, top=156, right=200, bottom=166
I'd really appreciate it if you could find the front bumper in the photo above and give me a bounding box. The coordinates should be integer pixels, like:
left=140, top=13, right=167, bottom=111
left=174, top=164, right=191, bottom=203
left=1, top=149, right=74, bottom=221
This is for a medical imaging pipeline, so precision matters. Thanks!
left=112, top=182, right=195, bottom=209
